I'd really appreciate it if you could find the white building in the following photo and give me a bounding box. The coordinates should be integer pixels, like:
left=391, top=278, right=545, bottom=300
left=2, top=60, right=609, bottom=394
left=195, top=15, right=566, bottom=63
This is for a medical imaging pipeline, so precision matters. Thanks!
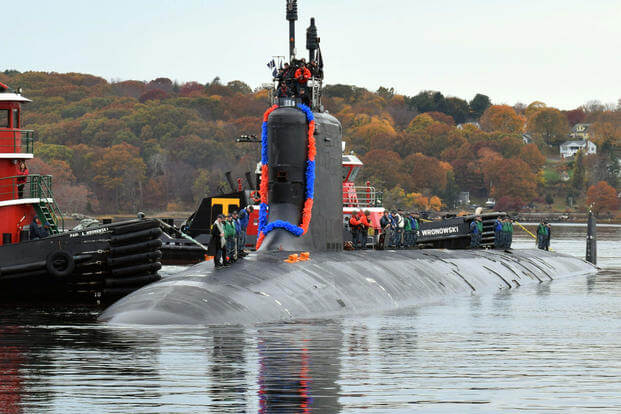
left=559, top=140, right=597, bottom=158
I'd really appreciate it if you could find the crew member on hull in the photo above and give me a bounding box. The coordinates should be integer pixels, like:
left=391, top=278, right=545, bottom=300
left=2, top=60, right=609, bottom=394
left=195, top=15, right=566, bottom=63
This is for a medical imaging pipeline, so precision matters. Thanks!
left=494, top=217, right=503, bottom=249
left=379, top=210, right=392, bottom=249
left=224, top=215, right=237, bottom=263
left=469, top=216, right=483, bottom=248
left=410, top=213, right=420, bottom=247
left=209, top=214, right=227, bottom=268
left=348, top=212, right=360, bottom=249
left=359, top=210, right=370, bottom=249
left=503, top=217, right=513, bottom=250
left=232, top=211, right=243, bottom=258
left=392, top=210, right=405, bottom=248
left=537, top=221, right=547, bottom=250
left=237, top=205, right=253, bottom=256
left=404, top=212, right=412, bottom=247
left=544, top=222, right=552, bottom=251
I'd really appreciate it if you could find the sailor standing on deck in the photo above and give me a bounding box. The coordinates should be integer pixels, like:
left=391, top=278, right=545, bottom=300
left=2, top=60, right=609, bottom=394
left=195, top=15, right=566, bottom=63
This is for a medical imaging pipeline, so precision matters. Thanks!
left=544, top=222, right=552, bottom=251
left=349, top=211, right=361, bottom=249
left=359, top=210, right=370, bottom=249
left=379, top=210, right=392, bottom=249
left=411, top=213, right=420, bottom=247
left=209, top=214, right=227, bottom=268
left=232, top=211, right=243, bottom=258
left=237, top=205, right=253, bottom=256
left=469, top=216, right=483, bottom=248
left=503, top=217, right=513, bottom=250
left=224, top=215, right=237, bottom=263
left=404, top=212, right=412, bottom=247
left=494, top=217, right=503, bottom=249
left=537, top=221, right=547, bottom=250
left=392, top=210, right=405, bottom=248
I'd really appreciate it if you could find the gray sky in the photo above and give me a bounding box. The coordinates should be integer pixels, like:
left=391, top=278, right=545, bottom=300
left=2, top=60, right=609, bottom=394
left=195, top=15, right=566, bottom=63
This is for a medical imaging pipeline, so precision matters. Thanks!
left=4, top=0, right=620, bottom=109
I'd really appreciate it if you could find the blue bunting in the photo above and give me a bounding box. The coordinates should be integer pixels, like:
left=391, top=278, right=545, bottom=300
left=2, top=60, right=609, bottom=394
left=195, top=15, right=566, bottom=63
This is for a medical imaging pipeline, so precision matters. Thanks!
left=305, top=160, right=315, bottom=199
left=296, top=103, right=315, bottom=122
left=258, top=202, right=269, bottom=233
left=261, top=121, right=269, bottom=165
left=263, top=220, right=304, bottom=237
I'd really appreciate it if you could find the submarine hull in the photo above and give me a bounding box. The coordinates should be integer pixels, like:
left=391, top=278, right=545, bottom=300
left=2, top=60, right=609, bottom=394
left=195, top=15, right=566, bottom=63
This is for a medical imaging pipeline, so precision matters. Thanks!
left=99, top=249, right=596, bottom=326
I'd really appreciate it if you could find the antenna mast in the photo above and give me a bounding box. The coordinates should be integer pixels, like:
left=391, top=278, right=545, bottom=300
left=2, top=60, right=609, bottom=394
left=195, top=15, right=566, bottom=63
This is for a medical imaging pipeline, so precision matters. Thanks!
left=286, top=0, right=298, bottom=61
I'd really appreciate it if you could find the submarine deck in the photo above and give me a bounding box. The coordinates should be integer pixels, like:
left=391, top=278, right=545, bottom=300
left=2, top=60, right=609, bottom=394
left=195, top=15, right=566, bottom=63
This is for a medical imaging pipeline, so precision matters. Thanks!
left=100, top=248, right=596, bottom=326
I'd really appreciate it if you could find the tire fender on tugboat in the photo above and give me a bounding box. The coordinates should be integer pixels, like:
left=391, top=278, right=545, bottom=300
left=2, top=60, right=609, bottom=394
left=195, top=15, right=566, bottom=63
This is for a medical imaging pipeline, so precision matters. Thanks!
left=45, top=250, right=75, bottom=278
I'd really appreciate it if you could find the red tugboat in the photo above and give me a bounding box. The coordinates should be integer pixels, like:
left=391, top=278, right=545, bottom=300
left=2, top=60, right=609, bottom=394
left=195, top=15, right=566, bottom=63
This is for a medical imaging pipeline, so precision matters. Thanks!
left=0, top=82, right=163, bottom=305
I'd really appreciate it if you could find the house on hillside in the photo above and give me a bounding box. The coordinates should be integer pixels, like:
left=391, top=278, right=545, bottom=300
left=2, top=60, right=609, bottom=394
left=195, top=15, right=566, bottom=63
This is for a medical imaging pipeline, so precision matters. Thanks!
left=570, top=123, right=590, bottom=139
left=559, top=140, right=597, bottom=158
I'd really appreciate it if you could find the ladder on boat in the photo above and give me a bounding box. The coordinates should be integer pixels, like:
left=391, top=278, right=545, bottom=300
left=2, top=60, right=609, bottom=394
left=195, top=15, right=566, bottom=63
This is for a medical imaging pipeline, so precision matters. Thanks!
left=30, top=175, right=64, bottom=234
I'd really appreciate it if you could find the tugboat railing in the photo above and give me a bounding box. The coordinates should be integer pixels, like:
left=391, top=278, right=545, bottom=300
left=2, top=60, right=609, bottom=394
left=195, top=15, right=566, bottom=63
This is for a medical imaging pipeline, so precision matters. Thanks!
left=343, top=186, right=383, bottom=208
left=0, top=174, right=64, bottom=232
left=0, top=129, right=35, bottom=154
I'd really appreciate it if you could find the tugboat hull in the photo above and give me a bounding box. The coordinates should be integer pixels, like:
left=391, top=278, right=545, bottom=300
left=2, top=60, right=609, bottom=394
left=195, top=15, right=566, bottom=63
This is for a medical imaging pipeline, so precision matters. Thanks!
left=100, top=248, right=597, bottom=325
left=0, top=218, right=163, bottom=305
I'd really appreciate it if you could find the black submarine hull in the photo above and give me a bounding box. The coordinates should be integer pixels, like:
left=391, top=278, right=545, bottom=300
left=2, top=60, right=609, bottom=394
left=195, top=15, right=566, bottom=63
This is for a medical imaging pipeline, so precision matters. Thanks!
left=99, top=248, right=596, bottom=325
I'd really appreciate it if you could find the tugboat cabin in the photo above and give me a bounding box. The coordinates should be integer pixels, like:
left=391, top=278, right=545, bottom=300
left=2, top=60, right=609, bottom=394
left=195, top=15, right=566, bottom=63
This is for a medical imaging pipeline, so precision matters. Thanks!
left=0, top=82, right=62, bottom=245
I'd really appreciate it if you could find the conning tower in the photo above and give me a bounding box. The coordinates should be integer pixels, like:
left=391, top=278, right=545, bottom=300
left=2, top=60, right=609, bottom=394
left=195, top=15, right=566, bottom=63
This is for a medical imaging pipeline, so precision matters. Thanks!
left=258, top=1, right=342, bottom=252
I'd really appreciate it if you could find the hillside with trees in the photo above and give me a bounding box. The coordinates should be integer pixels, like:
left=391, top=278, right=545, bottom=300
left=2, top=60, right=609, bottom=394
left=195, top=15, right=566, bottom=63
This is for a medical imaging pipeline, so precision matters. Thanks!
left=1, top=70, right=618, bottom=217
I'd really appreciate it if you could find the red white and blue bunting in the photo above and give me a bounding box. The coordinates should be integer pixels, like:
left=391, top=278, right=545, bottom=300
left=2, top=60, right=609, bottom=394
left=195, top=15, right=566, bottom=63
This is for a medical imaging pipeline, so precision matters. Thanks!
left=255, top=103, right=316, bottom=249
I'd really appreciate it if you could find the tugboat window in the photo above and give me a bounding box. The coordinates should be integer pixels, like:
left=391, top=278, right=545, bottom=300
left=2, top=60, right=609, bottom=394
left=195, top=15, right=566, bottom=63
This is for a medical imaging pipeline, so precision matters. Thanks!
left=0, top=109, right=9, bottom=128
left=12, top=109, right=18, bottom=128
left=349, top=166, right=360, bottom=182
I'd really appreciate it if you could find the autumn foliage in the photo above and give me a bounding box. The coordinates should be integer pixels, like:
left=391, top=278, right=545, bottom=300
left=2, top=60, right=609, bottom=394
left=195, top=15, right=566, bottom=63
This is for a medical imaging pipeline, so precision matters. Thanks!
left=586, top=181, right=619, bottom=216
left=0, top=69, right=617, bottom=215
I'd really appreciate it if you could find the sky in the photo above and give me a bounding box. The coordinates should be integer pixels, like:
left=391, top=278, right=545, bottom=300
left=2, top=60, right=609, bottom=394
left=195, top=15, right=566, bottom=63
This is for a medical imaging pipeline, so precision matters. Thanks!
left=3, top=0, right=620, bottom=109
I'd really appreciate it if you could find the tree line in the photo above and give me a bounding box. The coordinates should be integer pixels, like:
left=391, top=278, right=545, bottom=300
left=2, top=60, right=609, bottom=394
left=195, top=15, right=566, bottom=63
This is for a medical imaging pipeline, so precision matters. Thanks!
left=0, top=70, right=618, bottom=216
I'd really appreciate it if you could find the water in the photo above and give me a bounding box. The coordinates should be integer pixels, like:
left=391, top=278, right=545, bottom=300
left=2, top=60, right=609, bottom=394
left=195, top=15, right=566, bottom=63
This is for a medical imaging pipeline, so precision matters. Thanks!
left=1, top=224, right=619, bottom=413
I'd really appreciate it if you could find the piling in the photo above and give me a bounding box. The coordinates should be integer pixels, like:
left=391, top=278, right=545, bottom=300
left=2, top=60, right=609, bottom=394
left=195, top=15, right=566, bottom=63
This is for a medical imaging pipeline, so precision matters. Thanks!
left=586, top=210, right=596, bottom=265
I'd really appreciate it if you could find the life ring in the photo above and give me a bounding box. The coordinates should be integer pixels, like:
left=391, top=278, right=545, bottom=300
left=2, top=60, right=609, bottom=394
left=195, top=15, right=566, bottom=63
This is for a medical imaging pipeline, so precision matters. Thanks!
left=250, top=190, right=261, bottom=204
left=46, top=250, right=75, bottom=278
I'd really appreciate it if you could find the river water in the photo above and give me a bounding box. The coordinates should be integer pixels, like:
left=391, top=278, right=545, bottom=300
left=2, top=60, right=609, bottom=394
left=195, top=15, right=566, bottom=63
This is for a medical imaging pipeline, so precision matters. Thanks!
left=0, top=224, right=619, bottom=413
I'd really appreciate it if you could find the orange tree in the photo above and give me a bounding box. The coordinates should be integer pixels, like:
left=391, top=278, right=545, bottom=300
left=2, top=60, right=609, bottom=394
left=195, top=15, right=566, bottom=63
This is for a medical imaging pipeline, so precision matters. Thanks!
left=484, top=158, right=538, bottom=201
left=527, top=107, right=568, bottom=145
left=480, top=105, right=524, bottom=133
left=586, top=181, right=619, bottom=216
left=519, top=143, right=546, bottom=171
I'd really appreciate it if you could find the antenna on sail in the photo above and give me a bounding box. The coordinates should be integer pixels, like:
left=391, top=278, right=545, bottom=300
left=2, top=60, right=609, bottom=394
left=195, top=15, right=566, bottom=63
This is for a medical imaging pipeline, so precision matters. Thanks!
left=286, top=0, right=298, bottom=61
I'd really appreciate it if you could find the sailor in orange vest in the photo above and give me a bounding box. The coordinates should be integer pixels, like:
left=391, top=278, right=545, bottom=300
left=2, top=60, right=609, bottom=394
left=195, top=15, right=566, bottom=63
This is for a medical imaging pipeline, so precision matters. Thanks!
left=349, top=210, right=369, bottom=249
left=294, top=60, right=311, bottom=101
left=358, top=210, right=370, bottom=249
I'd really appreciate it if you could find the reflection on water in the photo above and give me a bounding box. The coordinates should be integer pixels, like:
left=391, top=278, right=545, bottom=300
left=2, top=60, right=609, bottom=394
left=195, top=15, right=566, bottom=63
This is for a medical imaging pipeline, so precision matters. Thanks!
left=0, top=225, right=619, bottom=413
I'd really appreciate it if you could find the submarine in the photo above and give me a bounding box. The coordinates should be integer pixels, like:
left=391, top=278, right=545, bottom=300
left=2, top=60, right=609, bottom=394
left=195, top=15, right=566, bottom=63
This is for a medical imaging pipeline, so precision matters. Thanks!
left=100, top=0, right=597, bottom=326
